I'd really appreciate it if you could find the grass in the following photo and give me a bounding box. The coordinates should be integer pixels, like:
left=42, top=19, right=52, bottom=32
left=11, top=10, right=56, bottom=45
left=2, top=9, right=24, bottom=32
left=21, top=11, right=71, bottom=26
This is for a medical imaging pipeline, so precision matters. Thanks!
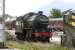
left=5, top=41, right=73, bottom=50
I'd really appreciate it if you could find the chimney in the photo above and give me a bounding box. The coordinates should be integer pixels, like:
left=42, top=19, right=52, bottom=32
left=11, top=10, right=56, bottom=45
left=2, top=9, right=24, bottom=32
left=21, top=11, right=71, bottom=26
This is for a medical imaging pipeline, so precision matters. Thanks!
left=38, top=11, right=43, bottom=15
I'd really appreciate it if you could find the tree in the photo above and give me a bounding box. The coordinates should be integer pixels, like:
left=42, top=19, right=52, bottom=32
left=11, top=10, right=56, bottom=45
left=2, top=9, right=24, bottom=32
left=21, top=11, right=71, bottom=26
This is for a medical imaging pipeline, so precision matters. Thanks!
left=0, top=16, right=4, bottom=23
left=50, top=8, right=63, bottom=18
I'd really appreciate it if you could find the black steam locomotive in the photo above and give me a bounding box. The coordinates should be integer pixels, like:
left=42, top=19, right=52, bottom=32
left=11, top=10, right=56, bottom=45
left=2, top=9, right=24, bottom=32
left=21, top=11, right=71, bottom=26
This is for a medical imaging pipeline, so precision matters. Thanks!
left=15, top=11, right=52, bottom=41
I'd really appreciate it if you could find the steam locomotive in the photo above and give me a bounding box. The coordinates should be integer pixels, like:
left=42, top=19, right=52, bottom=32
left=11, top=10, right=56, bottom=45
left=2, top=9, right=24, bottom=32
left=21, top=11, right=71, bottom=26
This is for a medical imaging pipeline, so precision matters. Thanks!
left=15, top=11, right=52, bottom=41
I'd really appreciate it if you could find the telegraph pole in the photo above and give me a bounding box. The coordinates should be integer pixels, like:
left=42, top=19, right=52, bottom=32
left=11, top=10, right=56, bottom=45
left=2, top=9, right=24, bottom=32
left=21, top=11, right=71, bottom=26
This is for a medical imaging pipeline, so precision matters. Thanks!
left=0, top=0, right=6, bottom=48
left=3, top=0, right=5, bottom=47
left=3, top=0, right=5, bottom=22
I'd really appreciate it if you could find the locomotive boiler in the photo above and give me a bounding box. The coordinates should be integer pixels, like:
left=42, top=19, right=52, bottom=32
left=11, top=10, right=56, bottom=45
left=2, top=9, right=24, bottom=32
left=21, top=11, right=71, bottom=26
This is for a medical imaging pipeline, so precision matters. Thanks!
left=15, top=11, right=52, bottom=41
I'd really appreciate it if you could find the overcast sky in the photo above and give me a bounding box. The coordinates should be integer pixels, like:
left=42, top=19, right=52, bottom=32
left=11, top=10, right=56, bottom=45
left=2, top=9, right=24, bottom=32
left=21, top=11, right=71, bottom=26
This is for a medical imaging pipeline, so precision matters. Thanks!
left=0, top=0, right=75, bottom=16
left=5, top=0, right=53, bottom=16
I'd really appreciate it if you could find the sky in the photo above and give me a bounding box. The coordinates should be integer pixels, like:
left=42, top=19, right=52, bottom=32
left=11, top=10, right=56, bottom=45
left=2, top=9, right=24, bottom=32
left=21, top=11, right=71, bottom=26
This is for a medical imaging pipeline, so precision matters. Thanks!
left=0, top=0, right=75, bottom=16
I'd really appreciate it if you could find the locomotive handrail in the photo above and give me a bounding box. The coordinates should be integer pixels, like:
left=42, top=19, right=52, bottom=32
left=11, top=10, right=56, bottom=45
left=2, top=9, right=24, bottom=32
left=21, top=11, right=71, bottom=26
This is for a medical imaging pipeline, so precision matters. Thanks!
left=24, top=28, right=32, bottom=29
left=42, top=23, right=48, bottom=24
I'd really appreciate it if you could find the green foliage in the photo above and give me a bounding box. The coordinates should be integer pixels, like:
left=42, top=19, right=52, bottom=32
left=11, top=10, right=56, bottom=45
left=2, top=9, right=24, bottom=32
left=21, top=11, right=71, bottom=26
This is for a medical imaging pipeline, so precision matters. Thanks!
left=50, top=8, right=63, bottom=18
left=0, top=16, right=3, bottom=22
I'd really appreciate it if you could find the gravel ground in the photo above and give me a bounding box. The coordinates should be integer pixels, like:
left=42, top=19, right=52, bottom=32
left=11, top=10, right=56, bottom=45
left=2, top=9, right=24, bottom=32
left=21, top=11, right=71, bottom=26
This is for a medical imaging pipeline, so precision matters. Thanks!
left=5, top=41, right=73, bottom=50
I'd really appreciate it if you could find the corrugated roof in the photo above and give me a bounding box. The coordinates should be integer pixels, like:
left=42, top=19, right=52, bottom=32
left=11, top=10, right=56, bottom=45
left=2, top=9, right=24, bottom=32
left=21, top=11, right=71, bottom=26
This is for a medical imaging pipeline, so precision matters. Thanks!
left=5, top=17, right=16, bottom=22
